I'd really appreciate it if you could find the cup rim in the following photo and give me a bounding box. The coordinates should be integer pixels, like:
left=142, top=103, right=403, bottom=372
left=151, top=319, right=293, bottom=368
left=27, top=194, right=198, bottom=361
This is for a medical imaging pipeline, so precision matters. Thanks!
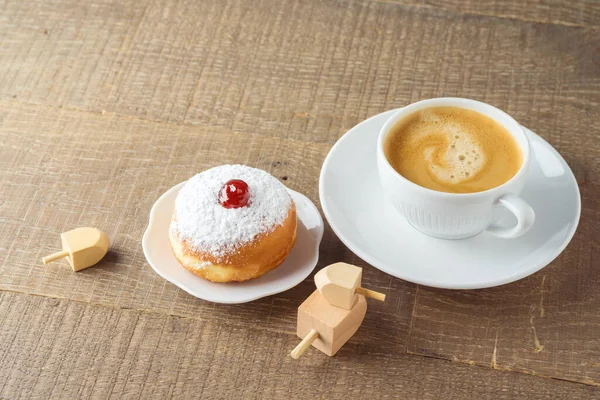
left=377, top=97, right=531, bottom=198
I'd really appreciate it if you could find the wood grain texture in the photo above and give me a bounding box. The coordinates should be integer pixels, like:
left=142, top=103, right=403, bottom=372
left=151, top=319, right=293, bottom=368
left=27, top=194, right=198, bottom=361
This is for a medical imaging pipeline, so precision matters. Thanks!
left=0, top=0, right=598, bottom=147
left=385, top=0, right=600, bottom=27
left=1, top=0, right=599, bottom=396
left=1, top=291, right=599, bottom=399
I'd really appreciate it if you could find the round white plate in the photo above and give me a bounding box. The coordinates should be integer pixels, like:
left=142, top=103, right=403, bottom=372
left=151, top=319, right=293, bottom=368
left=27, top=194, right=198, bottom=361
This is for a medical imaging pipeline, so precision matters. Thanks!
left=143, top=183, right=324, bottom=303
left=319, top=109, right=581, bottom=289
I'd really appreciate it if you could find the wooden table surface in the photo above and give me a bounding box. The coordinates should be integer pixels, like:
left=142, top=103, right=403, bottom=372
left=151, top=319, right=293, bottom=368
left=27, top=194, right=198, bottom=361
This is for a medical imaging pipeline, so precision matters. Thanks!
left=1, top=0, right=599, bottom=398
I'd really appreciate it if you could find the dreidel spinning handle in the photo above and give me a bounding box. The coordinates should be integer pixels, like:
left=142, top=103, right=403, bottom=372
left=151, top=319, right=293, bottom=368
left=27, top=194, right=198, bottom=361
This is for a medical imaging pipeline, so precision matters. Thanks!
left=355, top=287, right=386, bottom=302
left=42, top=250, right=69, bottom=264
left=290, top=329, right=319, bottom=359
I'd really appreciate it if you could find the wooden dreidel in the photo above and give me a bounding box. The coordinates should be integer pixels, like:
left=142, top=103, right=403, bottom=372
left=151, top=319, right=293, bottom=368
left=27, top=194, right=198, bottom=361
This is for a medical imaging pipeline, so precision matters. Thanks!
left=314, top=262, right=386, bottom=310
left=42, top=227, right=109, bottom=271
left=290, top=290, right=367, bottom=359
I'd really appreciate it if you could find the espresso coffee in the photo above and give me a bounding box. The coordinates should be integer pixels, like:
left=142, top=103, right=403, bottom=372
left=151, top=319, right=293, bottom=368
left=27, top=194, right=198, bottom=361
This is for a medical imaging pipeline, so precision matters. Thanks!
left=383, top=106, right=522, bottom=193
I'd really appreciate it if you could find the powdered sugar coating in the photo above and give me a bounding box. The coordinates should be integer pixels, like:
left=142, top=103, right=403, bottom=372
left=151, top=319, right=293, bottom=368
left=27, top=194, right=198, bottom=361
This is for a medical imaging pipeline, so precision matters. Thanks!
left=170, top=165, right=293, bottom=261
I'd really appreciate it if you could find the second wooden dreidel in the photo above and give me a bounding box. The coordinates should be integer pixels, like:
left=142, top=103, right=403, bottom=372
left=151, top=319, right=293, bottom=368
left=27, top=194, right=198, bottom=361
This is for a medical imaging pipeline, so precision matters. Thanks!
left=290, top=290, right=367, bottom=359
left=42, top=227, right=109, bottom=271
left=314, top=262, right=386, bottom=310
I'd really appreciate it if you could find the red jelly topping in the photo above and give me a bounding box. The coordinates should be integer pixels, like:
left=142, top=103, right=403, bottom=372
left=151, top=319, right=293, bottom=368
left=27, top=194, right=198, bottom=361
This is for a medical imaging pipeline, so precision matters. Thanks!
left=218, top=179, right=250, bottom=208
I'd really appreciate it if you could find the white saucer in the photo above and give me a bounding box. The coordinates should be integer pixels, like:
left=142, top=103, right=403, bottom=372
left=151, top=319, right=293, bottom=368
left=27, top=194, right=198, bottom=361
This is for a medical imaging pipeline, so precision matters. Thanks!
left=319, top=110, right=581, bottom=289
left=143, top=183, right=324, bottom=303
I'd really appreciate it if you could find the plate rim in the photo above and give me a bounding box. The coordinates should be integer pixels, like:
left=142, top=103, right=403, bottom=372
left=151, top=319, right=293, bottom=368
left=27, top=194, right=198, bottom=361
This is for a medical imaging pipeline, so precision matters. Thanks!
left=319, top=109, right=581, bottom=289
left=142, top=182, right=324, bottom=303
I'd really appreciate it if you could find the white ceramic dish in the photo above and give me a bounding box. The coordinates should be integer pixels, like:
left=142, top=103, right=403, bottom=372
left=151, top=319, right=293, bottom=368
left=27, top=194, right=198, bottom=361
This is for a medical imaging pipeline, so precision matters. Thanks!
left=319, top=109, right=581, bottom=289
left=143, top=183, right=324, bottom=303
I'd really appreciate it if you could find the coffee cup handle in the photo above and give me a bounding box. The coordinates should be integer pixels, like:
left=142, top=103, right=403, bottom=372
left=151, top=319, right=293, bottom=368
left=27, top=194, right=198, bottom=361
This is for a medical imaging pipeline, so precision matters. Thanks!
left=486, top=194, right=535, bottom=239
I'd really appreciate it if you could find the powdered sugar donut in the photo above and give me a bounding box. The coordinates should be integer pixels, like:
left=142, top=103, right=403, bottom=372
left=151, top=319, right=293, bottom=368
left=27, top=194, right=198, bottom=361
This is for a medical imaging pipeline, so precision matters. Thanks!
left=169, top=165, right=297, bottom=282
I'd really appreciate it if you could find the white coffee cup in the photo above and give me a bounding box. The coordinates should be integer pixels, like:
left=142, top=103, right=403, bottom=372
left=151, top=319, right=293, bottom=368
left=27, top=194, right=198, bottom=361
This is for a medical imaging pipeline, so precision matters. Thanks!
left=376, top=98, right=535, bottom=239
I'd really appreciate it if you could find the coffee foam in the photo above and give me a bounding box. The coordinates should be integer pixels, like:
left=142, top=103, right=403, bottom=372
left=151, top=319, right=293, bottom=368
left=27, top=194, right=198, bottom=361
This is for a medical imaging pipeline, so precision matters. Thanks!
left=400, top=110, right=486, bottom=185
left=384, top=106, right=522, bottom=193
